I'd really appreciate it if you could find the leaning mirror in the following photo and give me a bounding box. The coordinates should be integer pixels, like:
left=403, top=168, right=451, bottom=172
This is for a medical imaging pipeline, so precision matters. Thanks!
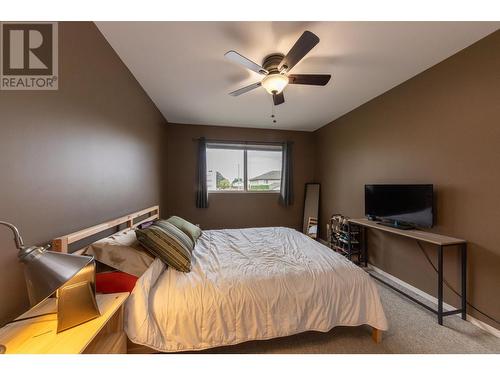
left=303, top=183, right=320, bottom=239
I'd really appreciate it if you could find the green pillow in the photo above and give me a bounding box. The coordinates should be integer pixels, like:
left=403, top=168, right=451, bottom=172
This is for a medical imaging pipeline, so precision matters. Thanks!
left=165, top=216, right=202, bottom=243
left=136, top=221, right=193, bottom=272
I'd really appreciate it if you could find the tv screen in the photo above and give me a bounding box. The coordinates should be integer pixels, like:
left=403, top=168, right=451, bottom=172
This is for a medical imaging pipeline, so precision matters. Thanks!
left=365, top=184, right=434, bottom=228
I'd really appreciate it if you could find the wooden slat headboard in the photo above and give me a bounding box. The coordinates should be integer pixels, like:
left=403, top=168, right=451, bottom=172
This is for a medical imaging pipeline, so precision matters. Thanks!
left=52, top=205, right=160, bottom=253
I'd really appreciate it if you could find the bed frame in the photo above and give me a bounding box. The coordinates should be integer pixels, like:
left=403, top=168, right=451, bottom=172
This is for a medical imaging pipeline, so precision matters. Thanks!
left=51, top=205, right=382, bottom=352
left=52, top=205, right=160, bottom=253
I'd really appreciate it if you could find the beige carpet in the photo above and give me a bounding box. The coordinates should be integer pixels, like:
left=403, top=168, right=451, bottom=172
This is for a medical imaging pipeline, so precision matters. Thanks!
left=196, top=278, right=500, bottom=354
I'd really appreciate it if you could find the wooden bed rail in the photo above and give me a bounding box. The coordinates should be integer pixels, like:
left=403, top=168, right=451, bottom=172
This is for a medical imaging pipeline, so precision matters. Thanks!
left=52, top=205, right=160, bottom=253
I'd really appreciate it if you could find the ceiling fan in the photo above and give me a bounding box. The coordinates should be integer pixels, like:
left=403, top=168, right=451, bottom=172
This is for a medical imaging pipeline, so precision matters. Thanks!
left=224, top=31, right=331, bottom=106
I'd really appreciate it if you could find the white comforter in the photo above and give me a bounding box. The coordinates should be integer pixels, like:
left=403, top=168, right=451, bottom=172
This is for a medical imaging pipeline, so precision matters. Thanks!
left=125, top=227, right=388, bottom=352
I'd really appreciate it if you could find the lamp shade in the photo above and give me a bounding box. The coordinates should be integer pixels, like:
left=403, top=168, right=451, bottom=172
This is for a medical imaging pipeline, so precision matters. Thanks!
left=19, top=247, right=94, bottom=308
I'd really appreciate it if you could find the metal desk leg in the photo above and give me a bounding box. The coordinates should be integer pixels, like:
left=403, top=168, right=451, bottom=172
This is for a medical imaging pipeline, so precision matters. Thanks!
left=438, top=245, right=444, bottom=325
left=461, top=243, right=467, bottom=320
left=363, top=226, right=368, bottom=267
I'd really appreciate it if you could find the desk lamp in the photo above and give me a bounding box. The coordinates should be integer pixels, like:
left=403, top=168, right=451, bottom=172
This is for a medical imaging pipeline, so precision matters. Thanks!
left=0, top=221, right=100, bottom=353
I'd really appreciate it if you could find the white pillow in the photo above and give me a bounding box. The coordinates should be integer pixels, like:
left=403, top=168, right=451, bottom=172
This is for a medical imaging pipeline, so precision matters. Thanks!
left=84, top=229, right=154, bottom=277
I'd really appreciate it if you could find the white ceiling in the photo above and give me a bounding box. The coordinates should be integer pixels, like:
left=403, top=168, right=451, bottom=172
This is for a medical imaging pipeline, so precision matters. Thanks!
left=96, top=22, right=498, bottom=131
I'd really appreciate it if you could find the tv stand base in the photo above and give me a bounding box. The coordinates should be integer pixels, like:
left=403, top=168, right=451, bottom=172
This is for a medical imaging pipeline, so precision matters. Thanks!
left=349, top=218, right=467, bottom=326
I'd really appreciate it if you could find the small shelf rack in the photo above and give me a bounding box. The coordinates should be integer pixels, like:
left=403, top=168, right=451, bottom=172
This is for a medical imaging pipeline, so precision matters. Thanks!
left=328, top=214, right=365, bottom=266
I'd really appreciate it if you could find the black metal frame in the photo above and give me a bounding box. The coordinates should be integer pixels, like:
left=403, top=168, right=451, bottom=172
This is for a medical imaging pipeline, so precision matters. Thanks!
left=361, top=226, right=467, bottom=325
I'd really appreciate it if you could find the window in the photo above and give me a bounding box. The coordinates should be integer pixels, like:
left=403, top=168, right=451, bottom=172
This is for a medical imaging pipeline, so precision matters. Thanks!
left=207, top=143, right=283, bottom=192
left=207, top=147, right=244, bottom=191
left=247, top=149, right=282, bottom=191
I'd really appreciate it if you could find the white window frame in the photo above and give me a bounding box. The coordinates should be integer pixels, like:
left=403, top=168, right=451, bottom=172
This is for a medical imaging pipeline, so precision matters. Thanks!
left=206, top=142, right=283, bottom=194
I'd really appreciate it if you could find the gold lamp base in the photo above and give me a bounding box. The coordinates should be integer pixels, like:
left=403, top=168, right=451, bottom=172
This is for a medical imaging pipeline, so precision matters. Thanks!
left=56, top=262, right=100, bottom=333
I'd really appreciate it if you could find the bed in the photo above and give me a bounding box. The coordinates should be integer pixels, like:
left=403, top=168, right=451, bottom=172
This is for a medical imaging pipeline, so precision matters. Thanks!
left=52, top=206, right=388, bottom=353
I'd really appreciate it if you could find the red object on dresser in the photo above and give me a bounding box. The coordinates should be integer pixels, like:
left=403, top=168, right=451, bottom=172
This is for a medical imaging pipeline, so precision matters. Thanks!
left=95, top=271, right=138, bottom=294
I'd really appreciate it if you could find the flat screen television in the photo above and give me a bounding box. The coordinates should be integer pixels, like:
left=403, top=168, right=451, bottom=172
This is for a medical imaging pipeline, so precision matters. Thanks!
left=365, top=184, right=434, bottom=229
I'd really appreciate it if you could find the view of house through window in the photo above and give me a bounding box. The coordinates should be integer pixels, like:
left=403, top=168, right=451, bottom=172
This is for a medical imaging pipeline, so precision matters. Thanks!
left=207, top=143, right=283, bottom=192
left=247, top=150, right=282, bottom=191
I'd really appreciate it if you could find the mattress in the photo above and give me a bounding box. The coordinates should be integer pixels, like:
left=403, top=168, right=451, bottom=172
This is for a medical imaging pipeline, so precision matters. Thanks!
left=125, top=227, right=388, bottom=352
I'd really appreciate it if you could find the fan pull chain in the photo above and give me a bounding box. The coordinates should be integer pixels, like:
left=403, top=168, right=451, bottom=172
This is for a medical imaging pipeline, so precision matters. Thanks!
left=270, top=97, right=277, bottom=124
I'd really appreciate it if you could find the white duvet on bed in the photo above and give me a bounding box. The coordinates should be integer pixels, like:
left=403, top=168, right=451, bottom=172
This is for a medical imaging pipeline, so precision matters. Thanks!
left=125, top=227, right=388, bottom=352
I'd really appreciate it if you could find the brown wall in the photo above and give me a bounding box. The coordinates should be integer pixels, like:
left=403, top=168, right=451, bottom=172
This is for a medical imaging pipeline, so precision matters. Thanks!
left=0, top=22, right=167, bottom=324
left=2, top=21, right=497, bottom=332
left=166, top=123, right=315, bottom=230
left=314, top=30, right=500, bottom=329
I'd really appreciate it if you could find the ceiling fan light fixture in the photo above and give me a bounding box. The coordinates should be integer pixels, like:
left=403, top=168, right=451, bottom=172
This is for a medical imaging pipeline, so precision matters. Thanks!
left=225, top=31, right=326, bottom=106
left=261, top=74, right=289, bottom=95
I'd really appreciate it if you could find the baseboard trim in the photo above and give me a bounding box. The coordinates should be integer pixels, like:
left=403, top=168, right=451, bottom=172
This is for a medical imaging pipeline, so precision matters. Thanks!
left=367, top=263, right=500, bottom=338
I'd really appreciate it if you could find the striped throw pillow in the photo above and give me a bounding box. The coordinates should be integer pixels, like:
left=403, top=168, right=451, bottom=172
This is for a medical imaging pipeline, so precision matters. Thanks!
left=153, top=220, right=195, bottom=250
left=135, top=221, right=194, bottom=272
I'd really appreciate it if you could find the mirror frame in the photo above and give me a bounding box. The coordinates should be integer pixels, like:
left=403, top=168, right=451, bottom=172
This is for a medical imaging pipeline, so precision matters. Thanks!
left=302, top=182, right=320, bottom=239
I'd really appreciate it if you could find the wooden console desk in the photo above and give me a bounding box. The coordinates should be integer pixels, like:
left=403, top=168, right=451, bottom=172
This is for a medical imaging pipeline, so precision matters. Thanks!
left=349, top=218, right=467, bottom=325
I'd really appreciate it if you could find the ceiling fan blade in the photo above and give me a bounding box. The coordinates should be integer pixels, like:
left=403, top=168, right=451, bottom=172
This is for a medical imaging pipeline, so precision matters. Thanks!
left=278, top=31, right=320, bottom=73
left=273, top=92, right=285, bottom=106
left=225, top=50, right=268, bottom=75
left=229, top=82, right=262, bottom=96
left=288, top=74, right=331, bottom=86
